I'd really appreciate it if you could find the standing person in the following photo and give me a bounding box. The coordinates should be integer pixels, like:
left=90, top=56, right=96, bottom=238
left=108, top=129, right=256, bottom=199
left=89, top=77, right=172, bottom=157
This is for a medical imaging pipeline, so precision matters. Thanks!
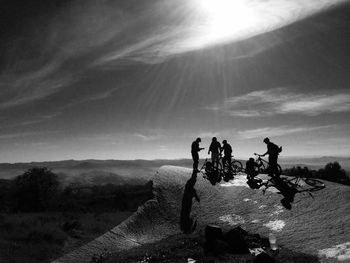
left=208, top=137, right=221, bottom=168
left=261, top=137, right=282, bottom=177
left=221, top=140, right=232, bottom=169
left=191, top=138, right=204, bottom=171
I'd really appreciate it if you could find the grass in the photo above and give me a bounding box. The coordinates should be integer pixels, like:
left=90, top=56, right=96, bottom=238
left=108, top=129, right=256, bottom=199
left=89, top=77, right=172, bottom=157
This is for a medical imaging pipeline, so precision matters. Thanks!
left=0, top=212, right=132, bottom=263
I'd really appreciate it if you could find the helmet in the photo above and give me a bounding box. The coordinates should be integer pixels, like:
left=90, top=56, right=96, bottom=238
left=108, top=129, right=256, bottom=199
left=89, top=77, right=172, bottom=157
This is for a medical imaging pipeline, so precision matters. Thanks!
left=222, top=140, right=227, bottom=144
left=196, top=137, right=201, bottom=142
left=263, top=137, right=270, bottom=143
left=212, top=137, right=217, bottom=141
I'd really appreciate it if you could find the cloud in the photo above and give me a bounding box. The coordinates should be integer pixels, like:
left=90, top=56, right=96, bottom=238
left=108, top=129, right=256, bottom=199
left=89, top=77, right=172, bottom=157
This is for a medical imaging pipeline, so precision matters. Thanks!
left=0, top=0, right=347, bottom=109
left=0, top=60, right=73, bottom=108
left=208, top=88, right=350, bottom=117
left=238, top=125, right=335, bottom=139
left=16, top=113, right=62, bottom=126
left=133, top=131, right=166, bottom=141
left=94, top=0, right=348, bottom=66
left=0, top=130, right=59, bottom=140
left=279, top=94, right=350, bottom=115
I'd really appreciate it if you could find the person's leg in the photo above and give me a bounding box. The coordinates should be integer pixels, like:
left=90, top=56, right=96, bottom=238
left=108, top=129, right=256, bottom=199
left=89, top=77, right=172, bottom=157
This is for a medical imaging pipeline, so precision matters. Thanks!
left=192, top=152, right=199, bottom=171
left=269, top=155, right=278, bottom=177
left=222, top=156, right=227, bottom=168
left=212, top=153, right=219, bottom=168
left=227, top=156, right=232, bottom=171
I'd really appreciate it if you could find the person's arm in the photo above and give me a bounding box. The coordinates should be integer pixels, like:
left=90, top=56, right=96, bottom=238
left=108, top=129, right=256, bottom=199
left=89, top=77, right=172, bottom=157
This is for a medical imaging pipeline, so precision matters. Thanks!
left=262, top=146, right=268, bottom=156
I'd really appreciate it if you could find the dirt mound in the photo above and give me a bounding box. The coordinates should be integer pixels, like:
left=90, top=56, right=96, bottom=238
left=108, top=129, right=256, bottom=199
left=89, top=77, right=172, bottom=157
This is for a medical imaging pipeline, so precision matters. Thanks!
left=53, top=166, right=350, bottom=262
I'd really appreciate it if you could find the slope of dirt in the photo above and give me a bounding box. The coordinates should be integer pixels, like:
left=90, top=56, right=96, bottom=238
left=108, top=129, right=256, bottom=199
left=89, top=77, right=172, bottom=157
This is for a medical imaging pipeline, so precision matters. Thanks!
left=53, top=166, right=350, bottom=263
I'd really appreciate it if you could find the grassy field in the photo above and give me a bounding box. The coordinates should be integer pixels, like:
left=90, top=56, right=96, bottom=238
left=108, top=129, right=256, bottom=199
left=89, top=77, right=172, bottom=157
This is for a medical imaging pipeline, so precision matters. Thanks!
left=0, top=212, right=133, bottom=263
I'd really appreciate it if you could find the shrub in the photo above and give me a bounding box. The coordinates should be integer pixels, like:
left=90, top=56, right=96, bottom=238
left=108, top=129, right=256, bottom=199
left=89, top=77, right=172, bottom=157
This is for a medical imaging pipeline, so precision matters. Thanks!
left=317, top=162, right=350, bottom=185
left=283, top=162, right=350, bottom=186
left=13, top=167, right=60, bottom=212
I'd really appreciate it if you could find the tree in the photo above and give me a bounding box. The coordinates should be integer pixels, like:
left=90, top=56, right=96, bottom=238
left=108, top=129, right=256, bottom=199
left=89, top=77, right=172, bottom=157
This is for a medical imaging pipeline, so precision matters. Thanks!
left=316, top=162, right=349, bottom=185
left=13, top=167, right=59, bottom=212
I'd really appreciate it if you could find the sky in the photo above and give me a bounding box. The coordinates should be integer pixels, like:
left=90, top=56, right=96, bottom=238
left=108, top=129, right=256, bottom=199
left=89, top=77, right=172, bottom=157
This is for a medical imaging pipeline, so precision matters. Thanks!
left=0, top=0, right=349, bottom=162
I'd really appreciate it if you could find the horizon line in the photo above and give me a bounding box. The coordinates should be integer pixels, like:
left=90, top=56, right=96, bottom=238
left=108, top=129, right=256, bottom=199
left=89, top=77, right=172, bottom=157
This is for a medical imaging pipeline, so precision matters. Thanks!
left=1, top=155, right=350, bottom=165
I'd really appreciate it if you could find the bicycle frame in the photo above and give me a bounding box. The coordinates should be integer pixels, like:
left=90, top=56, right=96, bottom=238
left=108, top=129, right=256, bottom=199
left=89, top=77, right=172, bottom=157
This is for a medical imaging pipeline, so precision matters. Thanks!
left=261, top=174, right=325, bottom=200
left=255, top=155, right=268, bottom=171
left=200, top=156, right=238, bottom=185
left=254, top=153, right=282, bottom=175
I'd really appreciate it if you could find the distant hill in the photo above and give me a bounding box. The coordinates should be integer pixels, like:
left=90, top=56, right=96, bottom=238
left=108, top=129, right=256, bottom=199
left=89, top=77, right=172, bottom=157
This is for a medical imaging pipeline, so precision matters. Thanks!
left=278, top=156, right=350, bottom=171
left=0, top=157, right=348, bottom=182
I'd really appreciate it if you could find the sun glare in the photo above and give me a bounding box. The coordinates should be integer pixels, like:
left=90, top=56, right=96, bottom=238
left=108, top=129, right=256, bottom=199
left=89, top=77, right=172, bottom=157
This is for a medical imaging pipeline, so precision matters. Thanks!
left=195, top=0, right=258, bottom=44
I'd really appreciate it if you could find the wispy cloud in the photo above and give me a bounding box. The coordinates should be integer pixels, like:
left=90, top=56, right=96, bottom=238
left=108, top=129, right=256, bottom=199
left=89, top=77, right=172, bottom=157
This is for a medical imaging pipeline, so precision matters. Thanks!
left=94, top=0, right=348, bottom=66
left=17, top=113, right=62, bottom=127
left=238, top=125, right=335, bottom=139
left=1, top=0, right=347, bottom=110
left=133, top=129, right=167, bottom=141
left=279, top=94, right=350, bottom=115
left=0, top=130, right=59, bottom=140
left=0, top=60, right=73, bottom=108
left=207, top=88, right=350, bottom=117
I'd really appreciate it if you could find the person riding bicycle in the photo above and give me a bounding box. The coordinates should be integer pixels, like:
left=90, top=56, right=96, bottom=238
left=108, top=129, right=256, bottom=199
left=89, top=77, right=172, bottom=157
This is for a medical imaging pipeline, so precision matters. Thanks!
left=261, top=137, right=282, bottom=177
left=221, top=140, right=232, bottom=169
left=208, top=137, right=221, bottom=168
left=191, top=138, right=204, bottom=171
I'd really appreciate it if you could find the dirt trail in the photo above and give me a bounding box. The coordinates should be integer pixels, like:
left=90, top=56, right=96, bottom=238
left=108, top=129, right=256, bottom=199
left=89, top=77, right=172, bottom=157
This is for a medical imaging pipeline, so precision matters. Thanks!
left=53, top=166, right=350, bottom=263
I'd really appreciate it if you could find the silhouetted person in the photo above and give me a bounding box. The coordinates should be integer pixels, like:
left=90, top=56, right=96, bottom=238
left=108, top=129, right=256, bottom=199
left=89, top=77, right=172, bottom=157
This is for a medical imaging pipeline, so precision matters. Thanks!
left=246, top=158, right=262, bottom=189
left=261, top=137, right=282, bottom=177
left=221, top=140, right=232, bottom=169
left=208, top=137, right=221, bottom=168
left=245, top=157, right=258, bottom=179
left=180, top=171, right=200, bottom=233
left=191, top=138, right=204, bottom=171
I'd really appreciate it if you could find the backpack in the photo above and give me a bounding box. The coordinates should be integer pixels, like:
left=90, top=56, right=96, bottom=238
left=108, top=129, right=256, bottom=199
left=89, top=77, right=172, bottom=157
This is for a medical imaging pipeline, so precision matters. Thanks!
left=270, top=143, right=282, bottom=155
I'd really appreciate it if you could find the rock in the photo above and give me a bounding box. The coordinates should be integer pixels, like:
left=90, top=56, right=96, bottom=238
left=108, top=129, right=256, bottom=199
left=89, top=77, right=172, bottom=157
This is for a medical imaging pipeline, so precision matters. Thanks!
left=222, top=227, right=249, bottom=254
left=205, top=224, right=223, bottom=241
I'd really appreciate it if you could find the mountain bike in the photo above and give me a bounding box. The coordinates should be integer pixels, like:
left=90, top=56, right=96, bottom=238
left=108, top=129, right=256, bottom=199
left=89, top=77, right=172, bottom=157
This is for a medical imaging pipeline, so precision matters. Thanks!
left=254, top=153, right=282, bottom=175
left=200, top=155, right=243, bottom=185
left=220, top=155, right=243, bottom=175
left=256, top=174, right=326, bottom=209
left=261, top=174, right=325, bottom=198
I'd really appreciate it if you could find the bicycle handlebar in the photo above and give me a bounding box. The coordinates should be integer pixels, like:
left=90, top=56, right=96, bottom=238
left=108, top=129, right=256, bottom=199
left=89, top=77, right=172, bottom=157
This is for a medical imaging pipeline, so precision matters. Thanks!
left=254, top=153, right=262, bottom=156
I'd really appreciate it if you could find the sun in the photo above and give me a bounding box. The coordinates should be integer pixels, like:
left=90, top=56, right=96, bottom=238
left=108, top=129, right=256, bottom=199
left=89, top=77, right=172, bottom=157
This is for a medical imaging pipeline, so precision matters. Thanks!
left=194, top=0, right=258, bottom=43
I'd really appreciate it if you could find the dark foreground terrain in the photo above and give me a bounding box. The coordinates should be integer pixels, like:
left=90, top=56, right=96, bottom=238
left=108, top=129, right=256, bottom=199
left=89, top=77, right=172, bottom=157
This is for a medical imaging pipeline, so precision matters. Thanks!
left=0, top=167, right=154, bottom=263
left=108, top=230, right=319, bottom=263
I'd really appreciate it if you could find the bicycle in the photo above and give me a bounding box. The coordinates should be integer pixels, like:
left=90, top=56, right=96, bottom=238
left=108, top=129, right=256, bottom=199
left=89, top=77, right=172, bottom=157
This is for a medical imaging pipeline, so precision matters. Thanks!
left=254, top=153, right=282, bottom=175
left=260, top=173, right=325, bottom=204
left=220, top=155, right=243, bottom=175
left=200, top=155, right=243, bottom=185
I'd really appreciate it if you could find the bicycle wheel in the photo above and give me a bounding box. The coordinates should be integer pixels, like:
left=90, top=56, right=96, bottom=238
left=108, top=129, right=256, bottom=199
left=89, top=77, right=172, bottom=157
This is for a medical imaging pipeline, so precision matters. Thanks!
left=283, top=177, right=304, bottom=192
left=231, top=160, right=243, bottom=174
left=259, top=164, right=267, bottom=174
left=222, top=163, right=234, bottom=181
left=266, top=164, right=282, bottom=175
left=304, top=178, right=325, bottom=191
